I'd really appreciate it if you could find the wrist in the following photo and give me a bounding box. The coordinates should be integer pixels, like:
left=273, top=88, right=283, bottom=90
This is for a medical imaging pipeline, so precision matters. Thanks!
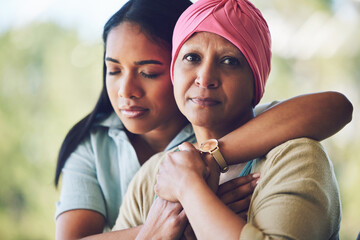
left=199, top=139, right=229, bottom=173
left=178, top=172, right=206, bottom=203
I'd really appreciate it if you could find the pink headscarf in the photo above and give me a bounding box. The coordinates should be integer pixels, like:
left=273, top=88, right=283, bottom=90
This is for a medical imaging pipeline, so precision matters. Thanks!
left=171, top=0, right=271, bottom=106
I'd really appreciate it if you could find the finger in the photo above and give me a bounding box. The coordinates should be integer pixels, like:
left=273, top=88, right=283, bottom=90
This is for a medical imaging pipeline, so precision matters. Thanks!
left=176, top=209, right=189, bottom=235
left=238, top=211, right=248, bottom=221
left=227, top=195, right=252, bottom=213
left=183, top=224, right=196, bottom=240
left=203, top=165, right=210, bottom=179
left=178, top=208, right=187, bottom=221
left=166, top=201, right=183, bottom=213
left=219, top=178, right=258, bottom=205
left=178, top=142, right=196, bottom=152
left=217, top=173, right=260, bottom=196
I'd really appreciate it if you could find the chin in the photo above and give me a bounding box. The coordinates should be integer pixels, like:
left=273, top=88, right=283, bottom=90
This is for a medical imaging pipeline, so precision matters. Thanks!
left=188, top=115, right=217, bottom=128
left=122, top=122, right=153, bottom=135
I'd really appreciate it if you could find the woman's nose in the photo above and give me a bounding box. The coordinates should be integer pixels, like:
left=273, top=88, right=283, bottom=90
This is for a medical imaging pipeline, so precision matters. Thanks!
left=195, top=62, right=220, bottom=89
left=117, top=73, right=144, bottom=99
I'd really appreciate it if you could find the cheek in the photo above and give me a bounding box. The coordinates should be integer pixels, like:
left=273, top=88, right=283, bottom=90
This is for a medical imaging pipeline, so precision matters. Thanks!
left=227, top=80, right=254, bottom=107
left=173, top=80, right=186, bottom=110
left=151, top=80, right=175, bottom=106
left=106, top=80, right=118, bottom=102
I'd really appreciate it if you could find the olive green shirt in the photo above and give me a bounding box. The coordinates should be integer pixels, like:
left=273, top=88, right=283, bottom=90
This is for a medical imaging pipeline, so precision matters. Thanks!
left=114, top=139, right=341, bottom=239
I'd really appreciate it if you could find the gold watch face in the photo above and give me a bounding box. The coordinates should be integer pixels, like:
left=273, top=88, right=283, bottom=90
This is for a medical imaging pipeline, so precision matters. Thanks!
left=200, top=139, right=218, bottom=152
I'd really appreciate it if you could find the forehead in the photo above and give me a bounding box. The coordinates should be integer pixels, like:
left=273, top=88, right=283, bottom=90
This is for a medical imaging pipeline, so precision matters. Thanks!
left=106, top=22, right=171, bottom=60
left=181, top=31, right=242, bottom=54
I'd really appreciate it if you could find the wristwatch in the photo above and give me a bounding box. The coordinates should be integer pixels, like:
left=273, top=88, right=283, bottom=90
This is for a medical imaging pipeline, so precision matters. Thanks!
left=199, top=139, right=229, bottom=173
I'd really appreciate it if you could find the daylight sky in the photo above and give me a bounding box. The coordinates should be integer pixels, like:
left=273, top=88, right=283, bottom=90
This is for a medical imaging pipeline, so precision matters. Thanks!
left=0, top=0, right=128, bottom=41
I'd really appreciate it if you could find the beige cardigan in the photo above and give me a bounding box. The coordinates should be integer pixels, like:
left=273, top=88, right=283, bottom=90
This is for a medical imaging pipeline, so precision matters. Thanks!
left=113, top=138, right=341, bottom=240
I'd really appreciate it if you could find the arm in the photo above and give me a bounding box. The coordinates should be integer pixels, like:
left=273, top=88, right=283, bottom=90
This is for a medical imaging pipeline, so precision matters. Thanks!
left=155, top=143, right=246, bottom=239
left=155, top=139, right=341, bottom=239
left=56, top=210, right=141, bottom=240
left=55, top=139, right=109, bottom=239
left=56, top=210, right=106, bottom=240
left=219, top=91, right=353, bottom=165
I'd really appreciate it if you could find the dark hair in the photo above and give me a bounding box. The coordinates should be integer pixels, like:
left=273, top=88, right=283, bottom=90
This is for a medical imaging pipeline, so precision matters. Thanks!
left=55, top=0, right=192, bottom=186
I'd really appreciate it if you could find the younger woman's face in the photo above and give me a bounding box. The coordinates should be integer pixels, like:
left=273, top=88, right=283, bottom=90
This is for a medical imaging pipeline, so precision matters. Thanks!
left=105, top=22, right=180, bottom=134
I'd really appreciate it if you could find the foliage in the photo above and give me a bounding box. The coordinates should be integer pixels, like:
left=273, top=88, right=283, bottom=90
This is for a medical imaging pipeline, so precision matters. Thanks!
left=0, top=22, right=102, bottom=239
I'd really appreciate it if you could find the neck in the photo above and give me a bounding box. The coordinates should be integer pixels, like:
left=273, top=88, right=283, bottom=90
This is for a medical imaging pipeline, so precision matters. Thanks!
left=140, top=115, right=188, bottom=152
left=129, top=113, right=188, bottom=165
left=194, top=110, right=255, bottom=144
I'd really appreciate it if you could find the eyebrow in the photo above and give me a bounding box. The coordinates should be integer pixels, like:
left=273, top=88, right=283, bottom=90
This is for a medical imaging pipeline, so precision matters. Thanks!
left=105, top=58, right=163, bottom=66
left=134, top=60, right=163, bottom=65
left=105, top=57, right=119, bottom=63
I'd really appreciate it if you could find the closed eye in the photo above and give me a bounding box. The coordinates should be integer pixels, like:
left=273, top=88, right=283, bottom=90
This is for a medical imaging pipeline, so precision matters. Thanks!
left=108, top=70, right=121, bottom=76
left=140, top=72, right=159, bottom=79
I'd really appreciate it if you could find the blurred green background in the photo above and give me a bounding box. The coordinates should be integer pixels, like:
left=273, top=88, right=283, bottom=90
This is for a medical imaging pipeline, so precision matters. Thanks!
left=0, top=0, right=359, bottom=239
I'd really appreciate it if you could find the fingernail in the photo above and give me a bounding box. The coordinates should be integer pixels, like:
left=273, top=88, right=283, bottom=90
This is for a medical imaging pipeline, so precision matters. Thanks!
left=252, top=173, right=260, bottom=178
left=256, top=179, right=260, bottom=185
left=178, top=144, right=185, bottom=151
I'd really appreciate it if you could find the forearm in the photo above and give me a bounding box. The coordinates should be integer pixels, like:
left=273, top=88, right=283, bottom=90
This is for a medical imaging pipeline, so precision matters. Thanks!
left=219, top=91, right=353, bottom=164
left=80, top=226, right=142, bottom=240
left=179, top=176, right=245, bottom=240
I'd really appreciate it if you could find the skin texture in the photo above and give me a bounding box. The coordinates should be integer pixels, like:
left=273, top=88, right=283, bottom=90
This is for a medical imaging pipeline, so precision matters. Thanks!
left=154, top=31, right=350, bottom=239
left=106, top=22, right=188, bottom=158
left=56, top=21, right=353, bottom=240
left=156, top=31, right=262, bottom=239
left=173, top=32, right=255, bottom=142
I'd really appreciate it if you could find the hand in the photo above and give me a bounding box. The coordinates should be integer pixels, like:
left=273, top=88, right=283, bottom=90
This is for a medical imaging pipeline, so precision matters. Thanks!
left=181, top=224, right=197, bottom=240
left=217, top=173, right=260, bottom=220
left=155, top=142, right=208, bottom=202
left=136, top=198, right=187, bottom=240
left=202, top=151, right=220, bottom=194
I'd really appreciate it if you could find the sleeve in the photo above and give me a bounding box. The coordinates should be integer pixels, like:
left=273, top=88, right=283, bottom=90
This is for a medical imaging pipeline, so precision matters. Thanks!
left=253, top=101, right=279, bottom=116
left=55, top=136, right=106, bottom=219
left=241, top=138, right=341, bottom=240
left=112, top=153, right=164, bottom=231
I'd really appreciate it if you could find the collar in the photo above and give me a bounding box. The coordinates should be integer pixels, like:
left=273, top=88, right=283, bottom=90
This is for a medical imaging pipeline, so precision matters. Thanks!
left=94, top=112, right=124, bottom=129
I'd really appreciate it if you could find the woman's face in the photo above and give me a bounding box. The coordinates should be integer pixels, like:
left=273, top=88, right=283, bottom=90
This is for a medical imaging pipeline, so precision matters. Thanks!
left=173, top=32, right=254, bottom=133
left=106, top=22, right=180, bottom=134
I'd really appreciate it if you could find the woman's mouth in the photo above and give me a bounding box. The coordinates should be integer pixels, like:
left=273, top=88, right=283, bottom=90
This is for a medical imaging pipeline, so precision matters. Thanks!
left=190, top=97, right=220, bottom=107
left=120, top=106, right=149, bottom=118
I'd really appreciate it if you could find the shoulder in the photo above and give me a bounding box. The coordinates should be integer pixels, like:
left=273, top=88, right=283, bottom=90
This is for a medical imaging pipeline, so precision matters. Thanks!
left=256, top=137, right=339, bottom=189
left=114, top=151, right=170, bottom=229
left=264, top=137, right=330, bottom=170
left=129, top=148, right=177, bottom=194
left=247, top=138, right=341, bottom=239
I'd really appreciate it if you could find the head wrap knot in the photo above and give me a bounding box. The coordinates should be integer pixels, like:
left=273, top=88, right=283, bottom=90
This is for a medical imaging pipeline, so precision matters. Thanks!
left=171, top=0, right=271, bottom=105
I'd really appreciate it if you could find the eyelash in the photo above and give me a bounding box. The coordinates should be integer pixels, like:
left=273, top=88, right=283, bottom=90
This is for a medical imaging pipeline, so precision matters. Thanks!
left=183, top=54, right=240, bottom=67
left=140, top=72, right=158, bottom=79
left=107, top=70, right=158, bottom=79
left=108, top=71, right=120, bottom=76
left=222, top=57, right=240, bottom=66
left=184, top=53, right=201, bottom=63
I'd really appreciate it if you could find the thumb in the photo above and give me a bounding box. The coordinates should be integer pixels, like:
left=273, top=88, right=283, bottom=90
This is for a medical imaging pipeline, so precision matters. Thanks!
left=178, top=142, right=196, bottom=152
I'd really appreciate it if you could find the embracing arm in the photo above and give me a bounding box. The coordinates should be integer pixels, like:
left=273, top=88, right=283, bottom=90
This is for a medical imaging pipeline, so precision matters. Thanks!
left=219, top=91, right=353, bottom=164
left=56, top=210, right=141, bottom=240
left=155, top=143, right=246, bottom=239
left=155, top=140, right=340, bottom=240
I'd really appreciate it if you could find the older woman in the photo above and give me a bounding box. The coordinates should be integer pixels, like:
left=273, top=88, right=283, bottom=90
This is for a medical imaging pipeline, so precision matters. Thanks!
left=114, top=0, right=343, bottom=239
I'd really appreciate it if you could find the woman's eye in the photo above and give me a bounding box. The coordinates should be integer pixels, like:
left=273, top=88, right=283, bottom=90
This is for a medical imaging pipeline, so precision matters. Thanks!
left=184, top=53, right=201, bottom=63
left=108, top=70, right=121, bottom=76
left=222, top=57, right=240, bottom=66
left=140, top=72, right=159, bottom=79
